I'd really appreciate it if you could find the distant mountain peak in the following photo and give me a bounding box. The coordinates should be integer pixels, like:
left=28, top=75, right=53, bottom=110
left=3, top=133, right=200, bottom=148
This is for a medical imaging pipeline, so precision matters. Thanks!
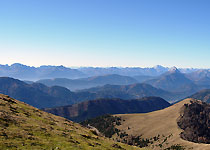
left=168, top=66, right=180, bottom=73
left=11, top=63, right=28, bottom=68
left=154, top=65, right=165, bottom=69
left=153, top=65, right=169, bottom=73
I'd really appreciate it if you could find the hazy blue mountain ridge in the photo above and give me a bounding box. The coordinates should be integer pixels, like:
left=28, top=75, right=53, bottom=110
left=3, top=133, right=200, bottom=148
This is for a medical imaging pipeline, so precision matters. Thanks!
left=0, top=63, right=201, bottom=81
left=0, top=77, right=178, bottom=108
left=37, top=74, right=139, bottom=91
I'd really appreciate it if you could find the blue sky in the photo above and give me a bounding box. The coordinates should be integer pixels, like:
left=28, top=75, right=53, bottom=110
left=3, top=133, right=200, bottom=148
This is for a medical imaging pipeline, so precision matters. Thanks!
left=0, top=0, right=209, bottom=68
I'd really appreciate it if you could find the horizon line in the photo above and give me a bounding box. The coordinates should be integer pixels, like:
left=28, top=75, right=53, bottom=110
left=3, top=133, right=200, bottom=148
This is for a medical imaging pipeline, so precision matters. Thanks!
left=0, top=63, right=209, bottom=69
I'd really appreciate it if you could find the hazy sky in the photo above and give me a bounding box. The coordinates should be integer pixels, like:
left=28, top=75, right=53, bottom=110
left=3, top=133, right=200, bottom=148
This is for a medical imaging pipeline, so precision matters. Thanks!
left=0, top=0, right=210, bottom=68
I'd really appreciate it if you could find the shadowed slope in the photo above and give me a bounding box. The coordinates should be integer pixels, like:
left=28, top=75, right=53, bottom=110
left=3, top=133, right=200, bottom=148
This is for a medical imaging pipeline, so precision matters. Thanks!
left=178, top=101, right=210, bottom=144
left=43, top=97, right=170, bottom=122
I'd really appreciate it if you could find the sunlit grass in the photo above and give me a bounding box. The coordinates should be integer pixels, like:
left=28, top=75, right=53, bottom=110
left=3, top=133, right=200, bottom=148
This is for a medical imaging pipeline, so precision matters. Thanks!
left=0, top=94, right=143, bottom=150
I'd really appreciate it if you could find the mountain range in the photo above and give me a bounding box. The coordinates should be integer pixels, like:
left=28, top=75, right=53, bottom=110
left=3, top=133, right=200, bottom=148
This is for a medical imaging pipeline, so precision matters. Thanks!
left=186, top=69, right=210, bottom=88
left=38, top=67, right=210, bottom=102
left=1, top=64, right=210, bottom=106
left=0, top=63, right=201, bottom=81
left=2, top=85, right=210, bottom=149
left=77, top=65, right=169, bottom=77
left=0, top=63, right=85, bottom=81
left=1, top=63, right=210, bottom=149
left=0, top=77, right=178, bottom=108
left=1, top=69, right=210, bottom=110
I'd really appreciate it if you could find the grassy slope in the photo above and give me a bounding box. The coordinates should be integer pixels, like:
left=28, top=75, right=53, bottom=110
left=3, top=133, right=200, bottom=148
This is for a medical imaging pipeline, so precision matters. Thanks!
left=0, top=94, right=144, bottom=150
left=115, top=98, right=210, bottom=150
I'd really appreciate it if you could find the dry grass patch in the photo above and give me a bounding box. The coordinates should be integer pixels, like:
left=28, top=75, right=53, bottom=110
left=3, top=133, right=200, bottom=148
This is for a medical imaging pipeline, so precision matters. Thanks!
left=115, top=98, right=210, bottom=150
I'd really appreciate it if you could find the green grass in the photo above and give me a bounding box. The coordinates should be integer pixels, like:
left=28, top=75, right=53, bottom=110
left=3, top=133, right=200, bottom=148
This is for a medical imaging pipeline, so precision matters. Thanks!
left=0, top=94, right=143, bottom=150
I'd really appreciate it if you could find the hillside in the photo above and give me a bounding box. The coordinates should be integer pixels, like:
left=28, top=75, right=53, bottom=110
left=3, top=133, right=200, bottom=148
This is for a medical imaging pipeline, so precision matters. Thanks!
left=112, top=99, right=210, bottom=150
left=37, top=74, right=139, bottom=91
left=0, top=94, right=142, bottom=150
left=43, top=97, right=170, bottom=122
left=178, top=100, right=210, bottom=144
